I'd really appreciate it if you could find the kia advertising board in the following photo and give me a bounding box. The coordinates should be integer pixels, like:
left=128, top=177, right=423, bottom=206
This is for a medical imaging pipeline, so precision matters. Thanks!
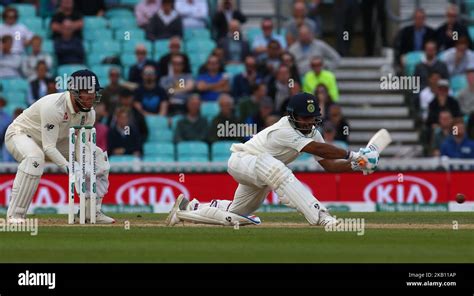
left=0, top=172, right=472, bottom=213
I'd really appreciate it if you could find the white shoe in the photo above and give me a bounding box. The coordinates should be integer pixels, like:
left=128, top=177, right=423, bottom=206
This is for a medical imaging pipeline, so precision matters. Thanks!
left=7, top=217, right=26, bottom=224
left=94, top=211, right=116, bottom=224
left=165, top=194, right=187, bottom=226
left=318, top=209, right=339, bottom=227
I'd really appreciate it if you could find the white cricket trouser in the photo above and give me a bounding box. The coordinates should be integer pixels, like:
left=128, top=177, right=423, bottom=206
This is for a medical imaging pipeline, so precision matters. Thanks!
left=226, top=152, right=271, bottom=216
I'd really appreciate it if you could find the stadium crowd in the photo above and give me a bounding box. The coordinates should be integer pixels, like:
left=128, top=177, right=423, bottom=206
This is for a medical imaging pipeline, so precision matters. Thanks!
left=0, top=0, right=474, bottom=161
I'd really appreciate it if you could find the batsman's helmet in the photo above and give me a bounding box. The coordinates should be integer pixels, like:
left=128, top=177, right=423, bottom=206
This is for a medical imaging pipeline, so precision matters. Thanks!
left=67, top=69, right=102, bottom=112
left=286, top=92, right=322, bottom=136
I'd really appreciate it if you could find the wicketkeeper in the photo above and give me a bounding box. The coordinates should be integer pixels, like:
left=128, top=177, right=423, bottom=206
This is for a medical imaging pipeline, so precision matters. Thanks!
left=167, top=93, right=379, bottom=227
left=4, top=69, right=115, bottom=224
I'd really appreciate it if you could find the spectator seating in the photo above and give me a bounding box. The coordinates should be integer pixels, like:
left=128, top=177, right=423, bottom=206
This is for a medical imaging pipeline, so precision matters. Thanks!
left=450, top=74, right=468, bottom=96
left=109, top=155, right=140, bottom=163
left=201, top=102, right=219, bottom=122
left=404, top=51, right=424, bottom=76
left=10, top=3, right=36, bottom=17
left=177, top=141, right=209, bottom=162
left=143, top=142, right=175, bottom=162
left=211, top=141, right=236, bottom=162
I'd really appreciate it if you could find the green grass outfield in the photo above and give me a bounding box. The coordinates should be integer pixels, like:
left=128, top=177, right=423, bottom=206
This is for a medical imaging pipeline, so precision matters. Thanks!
left=0, top=212, right=473, bottom=263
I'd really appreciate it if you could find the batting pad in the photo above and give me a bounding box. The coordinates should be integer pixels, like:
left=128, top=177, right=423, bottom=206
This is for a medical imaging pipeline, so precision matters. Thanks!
left=7, top=170, right=41, bottom=219
left=176, top=207, right=261, bottom=226
left=255, top=153, right=323, bottom=225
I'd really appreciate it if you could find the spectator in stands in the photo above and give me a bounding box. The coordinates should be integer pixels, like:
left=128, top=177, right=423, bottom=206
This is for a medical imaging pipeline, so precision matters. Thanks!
left=427, top=79, right=462, bottom=128
left=252, top=18, right=287, bottom=58
left=284, top=1, right=319, bottom=46
left=218, top=20, right=250, bottom=64
left=238, top=83, right=268, bottom=122
left=128, top=44, right=158, bottom=84
left=101, top=67, right=127, bottom=112
left=208, top=93, right=241, bottom=143
left=289, top=25, right=340, bottom=75
left=457, top=68, right=474, bottom=117
left=50, top=0, right=83, bottom=39
left=54, top=20, right=85, bottom=65
left=174, top=94, right=209, bottom=142
left=157, top=37, right=191, bottom=77
left=430, top=109, right=454, bottom=156
left=213, top=0, right=247, bottom=40
left=198, top=47, right=226, bottom=74
left=303, top=57, right=339, bottom=102
left=134, top=65, right=169, bottom=116
left=361, top=0, right=387, bottom=56
left=441, top=36, right=474, bottom=77
left=436, top=4, right=471, bottom=52
left=196, top=55, right=230, bottom=102
left=93, top=102, right=109, bottom=151
left=0, top=35, right=22, bottom=78
left=441, top=119, right=474, bottom=158
left=414, top=40, right=449, bottom=89
left=327, top=104, right=349, bottom=143
left=333, top=0, right=358, bottom=56
left=280, top=51, right=301, bottom=84
left=232, top=55, right=262, bottom=101
left=0, top=7, right=33, bottom=54
left=419, top=71, right=442, bottom=121
left=245, top=96, right=275, bottom=134
left=176, top=0, right=209, bottom=29
left=27, top=61, right=54, bottom=105
left=257, top=40, right=283, bottom=79
left=108, top=89, right=148, bottom=144
left=74, top=0, right=105, bottom=16
left=393, top=8, right=435, bottom=66
left=0, top=97, right=11, bottom=149
left=108, top=108, right=143, bottom=157
left=268, top=64, right=301, bottom=115
left=159, top=54, right=195, bottom=115
left=146, top=0, right=183, bottom=41
left=1, top=106, right=22, bottom=163
left=322, top=121, right=348, bottom=149
left=135, top=0, right=162, bottom=28
left=21, top=36, right=53, bottom=80
left=315, top=83, right=334, bottom=119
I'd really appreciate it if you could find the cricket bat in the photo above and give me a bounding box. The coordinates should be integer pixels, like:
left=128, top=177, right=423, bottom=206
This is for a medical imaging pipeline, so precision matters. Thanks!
left=358, top=129, right=392, bottom=167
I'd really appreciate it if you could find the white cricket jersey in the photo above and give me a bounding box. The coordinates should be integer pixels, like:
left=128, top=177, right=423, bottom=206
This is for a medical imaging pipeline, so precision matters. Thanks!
left=230, top=116, right=325, bottom=164
left=8, top=91, right=95, bottom=167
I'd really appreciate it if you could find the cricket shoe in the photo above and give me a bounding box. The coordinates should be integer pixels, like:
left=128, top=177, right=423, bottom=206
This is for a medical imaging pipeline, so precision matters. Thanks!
left=317, top=209, right=339, bottom=227
left=74, top=211, right=116, bottom=224
left=165, top=194, right=188, bottom=226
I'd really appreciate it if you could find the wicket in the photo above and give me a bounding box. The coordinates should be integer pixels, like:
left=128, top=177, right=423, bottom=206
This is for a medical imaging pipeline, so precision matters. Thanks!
left=68, top=126, right=97, bottom=224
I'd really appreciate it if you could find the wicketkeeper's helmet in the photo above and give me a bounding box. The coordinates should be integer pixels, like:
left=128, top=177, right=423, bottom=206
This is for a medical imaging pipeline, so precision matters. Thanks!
left=67, top=69, right=102, bottom=112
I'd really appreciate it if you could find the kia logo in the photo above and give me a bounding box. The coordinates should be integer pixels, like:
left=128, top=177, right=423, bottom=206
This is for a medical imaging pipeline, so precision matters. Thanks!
left=364, top=175, right=437, bottom=204
left=115, top=177, right=190, bottom=205
left=0, top=179, right=66, bottom=206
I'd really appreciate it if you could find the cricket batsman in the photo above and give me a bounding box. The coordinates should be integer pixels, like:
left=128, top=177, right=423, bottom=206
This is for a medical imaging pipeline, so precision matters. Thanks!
left=166, top=93, right=379, bottom=227
left=4, top=69, right=115, bottom=224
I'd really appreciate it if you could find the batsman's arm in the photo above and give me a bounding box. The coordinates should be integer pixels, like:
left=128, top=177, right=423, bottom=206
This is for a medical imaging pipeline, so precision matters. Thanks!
left=318, top=159, right=353, bottom=173
left=301, top=141, right=356, bottom=160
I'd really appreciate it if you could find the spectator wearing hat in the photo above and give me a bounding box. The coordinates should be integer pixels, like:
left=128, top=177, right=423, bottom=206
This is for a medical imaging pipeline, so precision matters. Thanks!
left=426, top=79, right=462, bottom=128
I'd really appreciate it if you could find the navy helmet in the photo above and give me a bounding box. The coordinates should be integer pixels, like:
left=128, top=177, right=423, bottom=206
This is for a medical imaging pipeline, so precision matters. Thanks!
left=68, top=69, right=102, bottom=112
left=286, top=92, right=322, bottom=136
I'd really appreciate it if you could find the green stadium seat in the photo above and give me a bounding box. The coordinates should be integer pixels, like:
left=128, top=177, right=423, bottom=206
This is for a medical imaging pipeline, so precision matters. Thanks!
left=87, top=53, right=112, bottom=66
left=184, top=40, right=215, bottom=54
left=4, top=103, right=28, bottom=116
left=84, top=29, right=113, bottom=42
left=1, top=79, right=29, bottom=92
left=91, top=41, right=121, bottom=55
left=450, top=74, right=468, bottom=96
left=3, top=90, right=27, bottom=104
left=109, top=17, right=138, bottom=30
left=0, top=6, right=3, bottom=16
left=154, top=40, right=170, bottom=59
left=211, top=141, right=236, bottom=162
left=21, top=17, right=43, bottom=30
left=225, top=64, right=245, bottom=78
left=91, top=64, right=119, bottom=79
left=105, top=8, right=134, bottom=19
left=143, top=155, right=175, bottom=162
left=122, top=40, right=153, bottom=55
left=10, top=3, right=36, bottom=17
left=120, top=0, right=140, bottom=5
left=120, top=53, right=136, bottom=67
left=177, top=141, right=209, bottom=162
left=188, top=52, right=209, bottom=67
left=404, top=51, right=424, bottom=76
left=184, top=28, right=211, bottom=40
left=148, top=129, right=173, bottom=143
left=114, top=28, right=146, bottom=42
left=469, top=26, right=474, bottom=41
left=245, top=27, right=262, bottom=44
left=170, top=114, right=183, bottom=130
left=109, top=155, right=140, bottom=163
left=143, top=142, right=174, bottom=157
left=145, top=115, right=169, bottom=129
left=42, top=40, right=54, bottom=53
left=201, top=102, right=219, bottom=121
left=84, top=16, right=108, bottom=30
